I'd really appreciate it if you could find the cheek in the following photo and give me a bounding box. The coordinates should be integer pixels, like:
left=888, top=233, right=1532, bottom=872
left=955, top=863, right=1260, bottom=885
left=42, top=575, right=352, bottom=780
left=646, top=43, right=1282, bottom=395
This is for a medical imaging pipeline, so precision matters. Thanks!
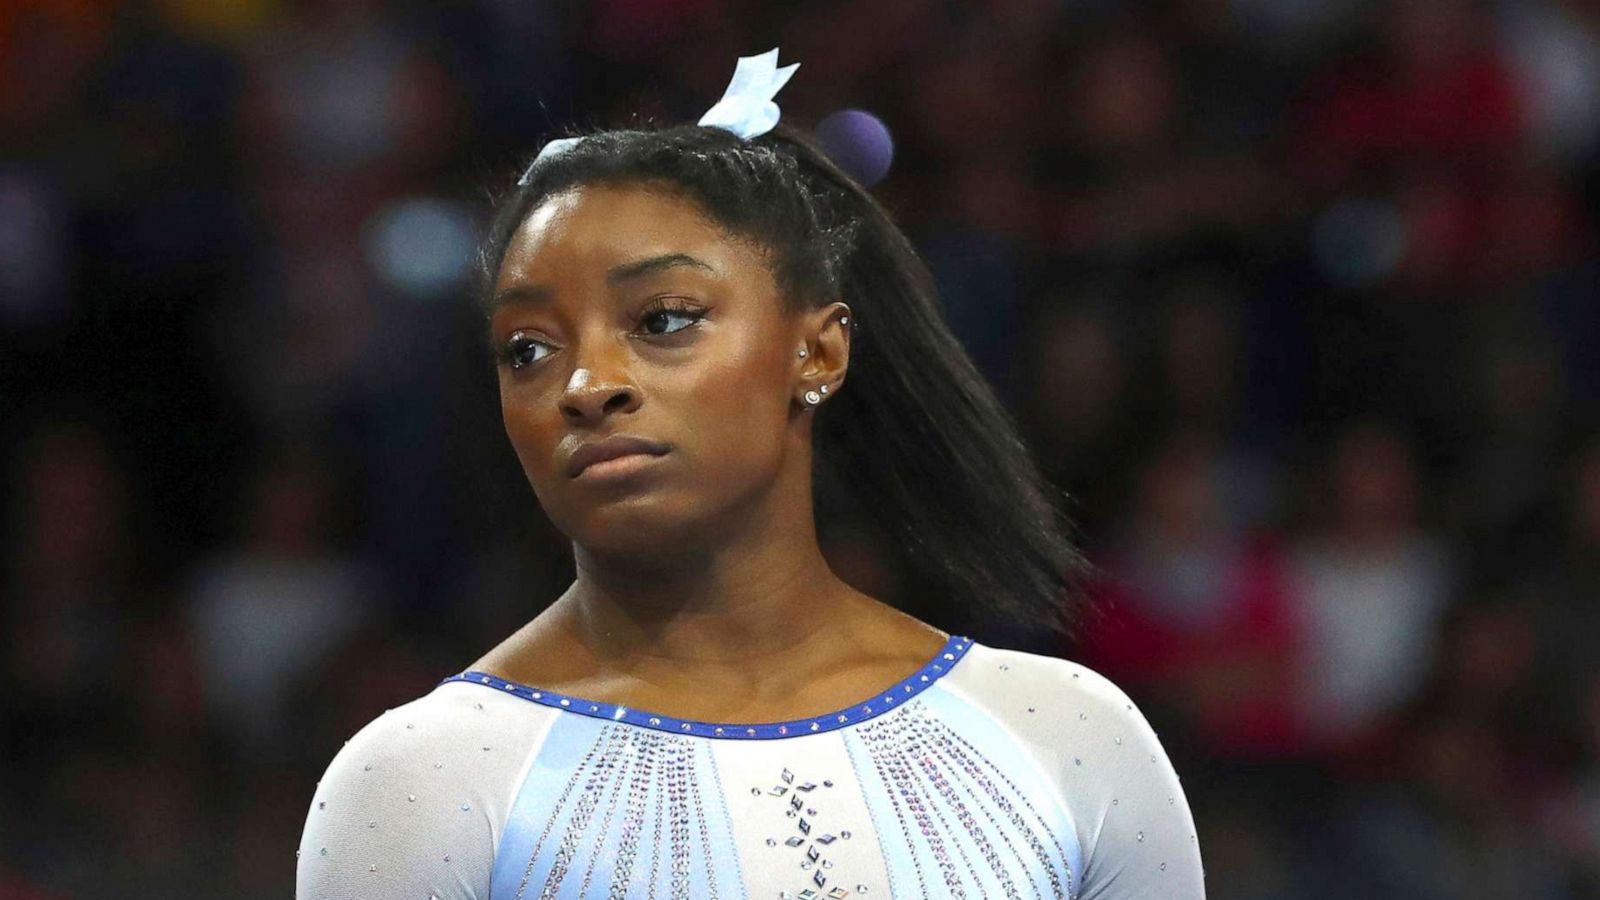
left=498, top=383, right=558, bottom=488
left=668, top=342, right=792, bottom=474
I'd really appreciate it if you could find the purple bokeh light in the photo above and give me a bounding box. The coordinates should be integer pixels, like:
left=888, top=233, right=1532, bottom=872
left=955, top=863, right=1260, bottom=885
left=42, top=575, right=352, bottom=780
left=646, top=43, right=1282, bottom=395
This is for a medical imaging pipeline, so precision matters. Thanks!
left=814, top=109, right=895, bottom=187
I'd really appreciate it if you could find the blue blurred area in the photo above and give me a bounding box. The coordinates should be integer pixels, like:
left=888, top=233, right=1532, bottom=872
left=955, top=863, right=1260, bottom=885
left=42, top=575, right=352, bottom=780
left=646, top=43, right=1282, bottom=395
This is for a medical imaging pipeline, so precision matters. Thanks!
left=2, top=1, right=1599, bottom=897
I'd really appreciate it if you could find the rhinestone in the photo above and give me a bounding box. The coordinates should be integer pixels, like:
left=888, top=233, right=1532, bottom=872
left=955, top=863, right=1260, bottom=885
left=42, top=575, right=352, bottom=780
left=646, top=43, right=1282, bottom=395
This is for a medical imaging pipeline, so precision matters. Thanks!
left=318, top=801, right=325, bottom=810
left=367, top=820, right=375, bottom=828
left=319, top=847, right=327, bottom=856
left=531, top=692, right=541, bottom=699
left=369, top=864, right=377, bottom=872
left=650, top=717, right=661, bottom=726
left=1113, top=798, right=1119, bottom=806
left=1027, top=706, right=1036, bottom=713
left=999, top=663, right=1009, bottom=671
left=295, top=849, right=300, bottom=858
left=590, top=705, right=598, bottom=712
left=1161, top=862, right=1168, bottom=871
left=682, top=723, right=692, bottom=731
left=559, top=699, right=570, bottom=706
left=1079, top=713, right=1087, bottom=720
left=1075, top=758, right=1082, bottom=766
left=783, top=769, right=794, bottom=783
left=1115, top=737, right=1123, bottom=745
left=407, top=794, right=416, bottom=802
left=433, top=762, right=442, bottom=769
left=823, top=780, right=833, bottom=787
left=1137, top=832, right=1144, bottom=842
left=405, top=722, right=414, bottom=730
left=460, top=803, right=471, bottom=811
left=715, top=727, right=724, bottom=736
left=483, top=746, right=491, bottom=751
left=1168, top=796, right=1175, bottom=804
left=752, top=788, right=763, bottom=796
left=857, top=886, right=869, bottom=893
left=473, top=702, right=483, bottom=710
left=363, top=763, right=372, bottom=771
left=767, top=837, right=778, bottom=846
left=747, top=728, right=756, bottom=736
left=504, top=684, right=514, bottom=691
left=840, top=830, right=851, bottom=839
left=1072, top=672, right=1080, bottom=679
left=779, top=725, right=788, bottom=734
left=444, top=853, right=451, bottom=861
left=811, top=722, right=820, bottom=731
left=944, top=653, right=954, bottom=660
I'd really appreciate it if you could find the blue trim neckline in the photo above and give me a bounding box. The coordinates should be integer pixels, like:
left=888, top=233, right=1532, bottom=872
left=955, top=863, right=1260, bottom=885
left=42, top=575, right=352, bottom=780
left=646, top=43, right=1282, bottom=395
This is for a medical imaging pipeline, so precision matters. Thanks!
left=441, top=634, right=974, bottom=740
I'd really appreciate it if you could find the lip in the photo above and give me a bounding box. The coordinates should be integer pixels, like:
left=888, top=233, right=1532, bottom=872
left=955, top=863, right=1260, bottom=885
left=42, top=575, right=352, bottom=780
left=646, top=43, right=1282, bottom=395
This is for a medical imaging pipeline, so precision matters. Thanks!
left=566, top=434, right=672, bottom=479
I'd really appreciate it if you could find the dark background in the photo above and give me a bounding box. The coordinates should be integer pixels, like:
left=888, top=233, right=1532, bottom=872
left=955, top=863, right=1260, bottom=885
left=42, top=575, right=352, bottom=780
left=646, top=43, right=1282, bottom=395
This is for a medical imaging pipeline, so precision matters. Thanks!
left=3, top=0, right=1599, bottom=897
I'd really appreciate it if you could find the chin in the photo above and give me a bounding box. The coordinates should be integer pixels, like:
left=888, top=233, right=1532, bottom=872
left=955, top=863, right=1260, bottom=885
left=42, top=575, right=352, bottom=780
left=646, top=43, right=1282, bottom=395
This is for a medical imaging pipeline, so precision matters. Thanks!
left=556, top=491, right=705, bottom=551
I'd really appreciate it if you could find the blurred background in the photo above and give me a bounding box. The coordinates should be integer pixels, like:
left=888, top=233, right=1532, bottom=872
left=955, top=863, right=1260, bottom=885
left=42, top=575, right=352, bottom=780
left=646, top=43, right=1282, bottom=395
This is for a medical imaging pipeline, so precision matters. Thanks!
left=2, top=0, right=1598, bottom=897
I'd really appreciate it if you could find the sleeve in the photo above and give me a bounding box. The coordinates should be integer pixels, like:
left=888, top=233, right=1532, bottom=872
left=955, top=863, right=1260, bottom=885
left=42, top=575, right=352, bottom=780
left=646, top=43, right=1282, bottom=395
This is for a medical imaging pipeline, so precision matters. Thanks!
left=295, top=689, right=520, bottom=899
left=1064, top=663, right=1206, bottom=900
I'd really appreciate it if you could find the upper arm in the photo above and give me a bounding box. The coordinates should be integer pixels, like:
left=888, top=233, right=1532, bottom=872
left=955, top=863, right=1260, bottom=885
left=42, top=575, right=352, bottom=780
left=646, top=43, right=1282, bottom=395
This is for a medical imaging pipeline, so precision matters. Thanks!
left=1066, top=667, right=1206, bottom=900
left=295, top=701, right=502, bottom=899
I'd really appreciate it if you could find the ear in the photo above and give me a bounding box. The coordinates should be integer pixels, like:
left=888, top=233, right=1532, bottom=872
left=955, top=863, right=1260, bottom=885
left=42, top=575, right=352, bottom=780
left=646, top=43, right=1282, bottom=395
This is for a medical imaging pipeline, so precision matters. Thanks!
left=793, top=301, right=853, bottom=407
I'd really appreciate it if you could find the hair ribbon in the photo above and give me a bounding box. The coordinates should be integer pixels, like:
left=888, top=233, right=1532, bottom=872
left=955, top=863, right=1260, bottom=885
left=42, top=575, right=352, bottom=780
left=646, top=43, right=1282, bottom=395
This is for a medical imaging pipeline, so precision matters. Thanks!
left=519, top=48, right=798, bottom=186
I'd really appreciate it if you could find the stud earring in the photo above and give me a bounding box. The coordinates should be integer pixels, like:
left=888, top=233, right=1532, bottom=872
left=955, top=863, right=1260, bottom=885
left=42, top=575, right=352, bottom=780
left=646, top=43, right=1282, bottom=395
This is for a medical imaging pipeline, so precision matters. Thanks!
left=803, top=390, right=821, bottom=406
left=798, top=348, right=807, bottom=358
left=818, top=384, right=828, bottom=394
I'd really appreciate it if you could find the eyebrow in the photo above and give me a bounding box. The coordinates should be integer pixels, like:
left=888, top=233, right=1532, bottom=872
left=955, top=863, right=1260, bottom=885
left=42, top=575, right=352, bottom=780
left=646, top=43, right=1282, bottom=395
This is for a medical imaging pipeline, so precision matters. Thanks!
left=489, top=253, right=715, bottom=311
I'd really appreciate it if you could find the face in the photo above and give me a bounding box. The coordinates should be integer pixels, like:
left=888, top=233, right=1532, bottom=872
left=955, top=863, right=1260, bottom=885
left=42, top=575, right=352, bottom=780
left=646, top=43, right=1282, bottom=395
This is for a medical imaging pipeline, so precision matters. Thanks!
left=489, top=183, right=842, bottom=554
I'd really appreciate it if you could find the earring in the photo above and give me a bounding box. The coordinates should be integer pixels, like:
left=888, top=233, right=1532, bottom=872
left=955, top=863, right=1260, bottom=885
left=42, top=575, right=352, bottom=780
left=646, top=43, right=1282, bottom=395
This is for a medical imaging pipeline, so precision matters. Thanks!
left=803, top=390, right=821, bottom=406
left=818, top=384, right=828, bottom=394
left=798, top=348, right=807, bottom=358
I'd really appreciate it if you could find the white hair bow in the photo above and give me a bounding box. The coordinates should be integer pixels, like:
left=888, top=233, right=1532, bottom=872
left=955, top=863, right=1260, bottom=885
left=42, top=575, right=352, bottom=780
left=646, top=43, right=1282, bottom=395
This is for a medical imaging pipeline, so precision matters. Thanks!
left=519, top=48, right=799, bottom=186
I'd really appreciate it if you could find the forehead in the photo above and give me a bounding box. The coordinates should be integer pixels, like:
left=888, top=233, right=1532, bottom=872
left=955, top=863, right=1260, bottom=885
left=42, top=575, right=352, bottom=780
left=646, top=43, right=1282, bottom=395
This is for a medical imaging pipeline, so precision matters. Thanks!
left=496, top=183, right=770, bottom=290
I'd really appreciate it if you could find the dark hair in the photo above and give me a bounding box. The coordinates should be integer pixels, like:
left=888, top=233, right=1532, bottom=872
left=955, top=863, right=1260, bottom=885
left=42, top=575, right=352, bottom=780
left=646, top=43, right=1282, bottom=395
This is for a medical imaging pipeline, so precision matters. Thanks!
left=475, top=123, right=1092, bottom=639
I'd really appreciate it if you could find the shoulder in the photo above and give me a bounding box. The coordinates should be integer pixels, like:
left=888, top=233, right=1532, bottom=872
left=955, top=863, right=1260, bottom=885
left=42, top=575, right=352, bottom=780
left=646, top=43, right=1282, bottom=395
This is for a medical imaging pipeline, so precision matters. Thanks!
left=941, top=643, right=1207, bottom=898
left=295, top=679, right=556, bottom=899
left=942, top=642, right=1150, bottom=725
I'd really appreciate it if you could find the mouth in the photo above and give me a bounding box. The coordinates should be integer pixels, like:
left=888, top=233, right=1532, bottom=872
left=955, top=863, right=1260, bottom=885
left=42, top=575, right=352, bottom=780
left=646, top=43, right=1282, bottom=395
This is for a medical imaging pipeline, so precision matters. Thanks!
left=573, top=451, right=670, bottom=482
left=566, top=435, right=672, bottom=479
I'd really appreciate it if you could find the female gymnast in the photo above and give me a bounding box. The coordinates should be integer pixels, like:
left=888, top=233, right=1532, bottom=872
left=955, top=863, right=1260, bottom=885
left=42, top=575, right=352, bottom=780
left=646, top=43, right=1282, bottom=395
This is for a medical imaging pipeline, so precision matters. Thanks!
left=296, top=50, right=1204, bottom=899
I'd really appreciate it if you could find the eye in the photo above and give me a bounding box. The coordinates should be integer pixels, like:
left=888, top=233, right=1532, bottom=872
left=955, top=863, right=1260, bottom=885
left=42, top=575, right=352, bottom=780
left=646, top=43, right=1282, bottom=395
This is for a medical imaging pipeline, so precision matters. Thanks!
left=637, top=299, right=707, bottom=337
left=501, top=331, right=552, bottom=370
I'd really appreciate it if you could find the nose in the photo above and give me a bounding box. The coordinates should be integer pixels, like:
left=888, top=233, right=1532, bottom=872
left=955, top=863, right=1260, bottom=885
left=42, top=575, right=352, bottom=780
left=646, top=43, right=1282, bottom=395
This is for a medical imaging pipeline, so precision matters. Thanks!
left=559, top=365, right=641, bottom=424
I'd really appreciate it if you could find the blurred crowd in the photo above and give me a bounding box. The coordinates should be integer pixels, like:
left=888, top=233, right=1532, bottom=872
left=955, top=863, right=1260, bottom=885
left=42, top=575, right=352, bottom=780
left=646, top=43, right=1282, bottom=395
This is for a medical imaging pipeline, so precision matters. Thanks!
left=2, top=0, right=1598, bottom=897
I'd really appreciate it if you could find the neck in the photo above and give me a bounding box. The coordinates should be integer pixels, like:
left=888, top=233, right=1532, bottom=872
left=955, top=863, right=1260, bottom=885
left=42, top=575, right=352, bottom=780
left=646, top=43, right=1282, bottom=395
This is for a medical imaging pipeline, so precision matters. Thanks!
left=548, top=464, right=878, bottom=683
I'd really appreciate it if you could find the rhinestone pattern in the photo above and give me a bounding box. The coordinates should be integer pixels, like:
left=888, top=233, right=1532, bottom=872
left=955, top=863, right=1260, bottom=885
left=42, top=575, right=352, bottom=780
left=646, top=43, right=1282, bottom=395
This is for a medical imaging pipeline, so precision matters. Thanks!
left=852, top=702, right=1076, bottom=900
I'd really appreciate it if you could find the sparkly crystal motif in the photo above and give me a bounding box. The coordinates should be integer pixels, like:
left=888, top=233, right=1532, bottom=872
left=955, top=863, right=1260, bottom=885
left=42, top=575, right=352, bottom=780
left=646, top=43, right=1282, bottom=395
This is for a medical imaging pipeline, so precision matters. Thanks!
left=509, top=725, right=726, bottom=900
left=854, top=700, right=1076, bottom=899
left=754, top=762, right=872, bottom=898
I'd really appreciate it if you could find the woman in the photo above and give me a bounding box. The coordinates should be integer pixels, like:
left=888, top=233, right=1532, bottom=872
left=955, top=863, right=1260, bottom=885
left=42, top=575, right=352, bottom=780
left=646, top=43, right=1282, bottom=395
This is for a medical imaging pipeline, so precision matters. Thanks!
left=296, top=51, right=1204, bottom=899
